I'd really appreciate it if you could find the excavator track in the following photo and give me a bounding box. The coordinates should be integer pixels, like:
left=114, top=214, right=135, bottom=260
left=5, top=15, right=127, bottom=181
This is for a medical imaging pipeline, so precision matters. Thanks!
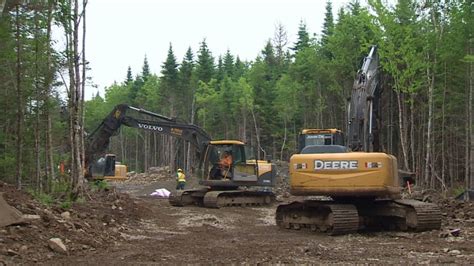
left=393, top=199, right=442, bottom=231
left=276, top=199, right=441, bottom=235
left=168, top=188, right=208, bottom=207
left=275, top=201, right=359, bottom=235
left=203, top=190, right=275, bottom=208
left=353, top=199, right=442, bottom=232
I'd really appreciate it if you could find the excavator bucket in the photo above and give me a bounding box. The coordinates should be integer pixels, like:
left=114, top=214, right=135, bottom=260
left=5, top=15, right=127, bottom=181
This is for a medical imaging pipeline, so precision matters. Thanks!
left=0, top=192, right=24, bottom=227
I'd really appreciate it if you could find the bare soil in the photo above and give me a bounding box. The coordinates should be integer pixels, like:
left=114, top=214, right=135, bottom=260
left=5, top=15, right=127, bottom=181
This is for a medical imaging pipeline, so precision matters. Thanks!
left=0, top=165, right=473, bottom=265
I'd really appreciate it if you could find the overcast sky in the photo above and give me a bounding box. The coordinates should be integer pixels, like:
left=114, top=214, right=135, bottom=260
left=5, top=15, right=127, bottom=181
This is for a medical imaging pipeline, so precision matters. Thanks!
left=85, top=0, right=352, bottom=99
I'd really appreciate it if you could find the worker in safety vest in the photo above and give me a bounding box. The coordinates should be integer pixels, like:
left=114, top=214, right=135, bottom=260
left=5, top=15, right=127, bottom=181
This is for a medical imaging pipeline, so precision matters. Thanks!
left=176, top=168, right=186, bottom=190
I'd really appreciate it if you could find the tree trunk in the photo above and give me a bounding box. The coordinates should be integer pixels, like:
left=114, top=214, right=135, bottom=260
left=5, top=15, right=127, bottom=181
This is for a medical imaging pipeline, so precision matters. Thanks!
left=169, top=105, right=176, bottom=171
left=44, top=0, right=55, bottom=192
left=15, top=5, right=23, bottom=190
left=251, top=108, right=263, bottom=160
left=425, top=62, right=434, bottom=189
left=34, top=9, right=42, bottom=192
left=69, top=0, right=85, bottom=197
left=410, top=95, right=416, bottom=174
left=80, top=0, right=88, bottom=189
left=186, top=94, right=196, bottom=173
left=280, top=118, right=287, bottom=161
left=135, top=133, right=138, bottom=172
left=442, top=62, right=447, bottom=187
left=469, top=38, right=474, bottom=191
left=396, top=91, right=410, bottom=172
left=144, top=132, right=148, bottom=171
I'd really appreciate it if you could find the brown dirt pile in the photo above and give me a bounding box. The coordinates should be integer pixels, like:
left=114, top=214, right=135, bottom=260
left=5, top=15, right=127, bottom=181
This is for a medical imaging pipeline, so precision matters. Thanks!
left=0, top=182, right=151, bottom=264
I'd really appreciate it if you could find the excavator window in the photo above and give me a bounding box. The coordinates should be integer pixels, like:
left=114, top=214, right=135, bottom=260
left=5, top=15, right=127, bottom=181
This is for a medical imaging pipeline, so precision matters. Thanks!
left=301, top=145, right=348, bottom=154
left=207, top=144, right=235, bottom=180
left=304, top=134, right=335, bottom=146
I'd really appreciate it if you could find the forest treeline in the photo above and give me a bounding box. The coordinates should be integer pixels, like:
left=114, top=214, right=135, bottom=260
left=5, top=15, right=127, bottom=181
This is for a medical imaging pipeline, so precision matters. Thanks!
left=0, top=0, right=472, bottom=194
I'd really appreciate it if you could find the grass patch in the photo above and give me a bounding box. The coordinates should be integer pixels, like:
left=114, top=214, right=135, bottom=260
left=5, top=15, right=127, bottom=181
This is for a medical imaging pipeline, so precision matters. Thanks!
left=91, top=179, right=109, bottom=191
left=28, top=189, right=55, bottom=206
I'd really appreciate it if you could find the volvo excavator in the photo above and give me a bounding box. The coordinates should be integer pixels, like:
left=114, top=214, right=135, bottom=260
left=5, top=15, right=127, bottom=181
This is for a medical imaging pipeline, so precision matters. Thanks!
left=85, top=104, right=276, bottom=208
left=275, top=46, right=441, bottom=235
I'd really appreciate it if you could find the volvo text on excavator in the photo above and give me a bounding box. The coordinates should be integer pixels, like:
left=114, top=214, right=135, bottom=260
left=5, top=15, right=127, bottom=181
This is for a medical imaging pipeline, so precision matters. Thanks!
left=85, top=104, right=276, bottom=208
left=275, top=46, right=441, bottom=235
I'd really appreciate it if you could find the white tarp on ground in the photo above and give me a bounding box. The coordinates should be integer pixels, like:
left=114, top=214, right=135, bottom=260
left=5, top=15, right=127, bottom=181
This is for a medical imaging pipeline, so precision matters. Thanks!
left=150, top=188, right=171, bottom=198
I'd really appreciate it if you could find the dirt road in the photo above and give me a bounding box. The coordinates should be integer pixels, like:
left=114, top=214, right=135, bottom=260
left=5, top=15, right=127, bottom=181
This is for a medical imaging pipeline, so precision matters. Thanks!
left=60, top=198, right=474, bottom=264
left=63, top=180, right=474, bottom=264
left=1, top=177, right=473, bottom=264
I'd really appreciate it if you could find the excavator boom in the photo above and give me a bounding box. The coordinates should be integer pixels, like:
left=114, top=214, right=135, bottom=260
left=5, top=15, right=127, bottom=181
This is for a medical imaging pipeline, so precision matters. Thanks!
left=85, top=104, right=211, bottom=170
left=347, top=46, right=381, bottom=152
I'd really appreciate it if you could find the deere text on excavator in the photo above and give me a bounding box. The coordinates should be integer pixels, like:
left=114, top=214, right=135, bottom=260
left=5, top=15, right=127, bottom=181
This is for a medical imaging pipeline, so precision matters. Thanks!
left=85, top=104, right=276, bottom=208
left=275, top=46, right=441, bottom=235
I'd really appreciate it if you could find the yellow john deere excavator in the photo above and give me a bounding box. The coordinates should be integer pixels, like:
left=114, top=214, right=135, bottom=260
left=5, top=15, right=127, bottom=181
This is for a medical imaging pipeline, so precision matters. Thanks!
left=85, top=104, right=276, bottom=208
left=276, top=46, right=441, bottom=235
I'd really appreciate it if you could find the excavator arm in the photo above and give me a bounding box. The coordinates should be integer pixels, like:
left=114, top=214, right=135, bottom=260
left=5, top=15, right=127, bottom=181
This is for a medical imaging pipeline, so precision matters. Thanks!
left=85, top=104, right=211, bottom=173
left=347, top=45, right=382, bottom=152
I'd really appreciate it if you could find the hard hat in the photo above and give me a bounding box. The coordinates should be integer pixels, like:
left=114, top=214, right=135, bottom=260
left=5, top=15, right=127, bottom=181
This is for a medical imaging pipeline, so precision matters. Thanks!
left=177, top=168, right=183, bottom=172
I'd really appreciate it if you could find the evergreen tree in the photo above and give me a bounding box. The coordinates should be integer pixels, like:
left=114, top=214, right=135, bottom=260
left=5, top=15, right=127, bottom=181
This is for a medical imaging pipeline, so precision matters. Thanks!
left=321, top=1, right=334, bottom=46
left=223, top=49, right=234, bottom=78
left=291, top=20, right=311, bottom=54
left=178, top=47, right=196, bottom=120
left=196, top=39, right=215, bottom=83
left=129, top=75, right=144, bottom=104
left=160, top=43, right=179, bottom=105
left=125, top=66, right=133, bottom=85
left=321, top=1, right=335, bottom=60
left=233, top=56, right=247, bottom=80
left=262, top=40, right=277, bottom=70
left=216, top=56, right=224, bottom=83
left=142, top=55, right=151, bottom=82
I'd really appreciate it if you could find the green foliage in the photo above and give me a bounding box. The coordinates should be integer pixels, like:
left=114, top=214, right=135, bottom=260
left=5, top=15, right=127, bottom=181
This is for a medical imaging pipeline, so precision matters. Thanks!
left=451, top=187, right=465, bottom=198
left=291, top=20, right=311, bottom=53
left=51, top=180, right=71, bottom=195
left=142, top=56, right=151, bottom=82
left=125, top=66, right=133, bottom=85
left=196, top=39, right=215, bottom=83
left=28, top=189, right=54, bottom=206
left=1, top=0, right=465, bottom=192
left=92, top=180, right=109, bottom=191
left=59, top=200, right=72, bottom=210
left=321, top=1, right=334, bottom=47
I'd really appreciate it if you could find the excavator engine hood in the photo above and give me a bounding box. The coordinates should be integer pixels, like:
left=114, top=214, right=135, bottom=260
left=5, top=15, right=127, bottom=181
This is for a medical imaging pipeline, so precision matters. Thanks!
left=289, top=152, right=400, bottom=198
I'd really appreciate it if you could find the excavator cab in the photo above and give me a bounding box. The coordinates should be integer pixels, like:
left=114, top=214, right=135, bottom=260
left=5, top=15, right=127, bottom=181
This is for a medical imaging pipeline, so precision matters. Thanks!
left=200, top=140, right=274, bottom=188
left=87, top=154, right=127, bottom=181
left=297, top=129, right=344, bottom=153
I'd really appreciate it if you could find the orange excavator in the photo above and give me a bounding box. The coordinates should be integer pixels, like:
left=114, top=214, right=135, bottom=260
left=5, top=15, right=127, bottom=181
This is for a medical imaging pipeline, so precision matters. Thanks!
left=275, top=46, right=441, bottom=234
left=85, top=104, right=276, bottom=208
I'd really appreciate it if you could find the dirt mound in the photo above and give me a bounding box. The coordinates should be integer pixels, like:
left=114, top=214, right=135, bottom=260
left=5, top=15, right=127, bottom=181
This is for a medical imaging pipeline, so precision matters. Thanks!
left=126, top=166, right=174, bottom=183
left=0, top=182, right=150, bottom=264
